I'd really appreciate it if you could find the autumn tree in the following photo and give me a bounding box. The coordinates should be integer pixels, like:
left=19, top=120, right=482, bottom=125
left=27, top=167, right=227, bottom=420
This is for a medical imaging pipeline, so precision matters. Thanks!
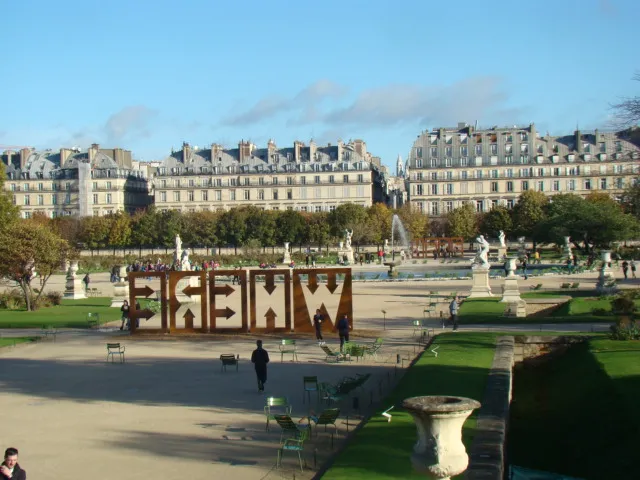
left=275, top=209, right=307, bottom=248
left=0, top=222, right=69, bottom=311
left=78, top=215, right=110, bottom=250
left=447, top=203, right=478, bottom=240
left=396, top=203, right=429, bottom=242
left=367, top=203, right=393, bottom=246
left=0, top=161, right=19, bottom=232
left=620, top=178, right=640, bottom=220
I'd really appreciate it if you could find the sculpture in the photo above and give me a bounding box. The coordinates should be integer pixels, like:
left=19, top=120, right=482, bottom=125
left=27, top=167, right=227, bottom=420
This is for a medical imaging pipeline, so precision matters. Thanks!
left=345, top=229, right=353, bottom=250
left=180, top=249, right=191, bottom=271
left=472, top=235, right=490, bottom=268
left=498, top=230, right=506, bottom=248
left=175, top=234, right=182, bottom=255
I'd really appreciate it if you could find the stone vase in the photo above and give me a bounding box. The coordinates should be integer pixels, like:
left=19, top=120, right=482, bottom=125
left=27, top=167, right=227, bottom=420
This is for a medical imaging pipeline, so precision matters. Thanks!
left=402, top=396, right=481, bottom=480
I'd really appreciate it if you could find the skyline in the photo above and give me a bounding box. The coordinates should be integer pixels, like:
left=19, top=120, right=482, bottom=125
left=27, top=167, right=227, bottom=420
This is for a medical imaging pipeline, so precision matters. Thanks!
left=2, top=0, right=638, bottom=169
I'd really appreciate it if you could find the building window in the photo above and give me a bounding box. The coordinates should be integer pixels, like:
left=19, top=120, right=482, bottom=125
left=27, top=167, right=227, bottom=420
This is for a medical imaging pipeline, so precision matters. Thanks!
left=507, top=181, right=514, bottom=192
left=343, top=174, right=350, bottom=183
left=490, top=144, right=498, bottom=155
left=106, top=193, right=112, bottom=203
left=230, top=190, right=236, bottom=201
left=616, top=178, right=624, bottom=189
left=491, top=169, right=499, bottom=178
left=52, top=195, right=57, bottom=205
left=416, top=185, right=423, bottom=195
left=445, top=158, right=452, bottom=167
left=460, top=146, right=468, bottom=156
left=431, top=202, right=439, bottom=216
left=475, top=145, right=482, bottom=155
left=491, top=182, right=499, bottom=193
left=599, top=142, right=606, bottom=153
left=460, top=157, right=468, bottom=167
left=522, top=181, right=529, bottom=191
left=357, top=174, right=364, bottom=183
left=106, top=181, right=112, bottom=189
left=328, top=175, right=335, bottom=184
left=600, top=178, right=607, bottom=189
left=189, top=179, right=195, bottom=187
left=417, top=159, right=423, bottom=168
left=615, top=141, right=622, bottom=152
left=445, top=201, right=453, bottom=213
left=258, top=177, right=265, bottom=186
left=160, top=192, right=167, bottom=202
left=445, top=147, right=452, bottom=157
left=584, top=179, right=592, bottom=190
left=287, top=189, right=293, bottom=200
left=65, top=182, right=71, bottom=190
left=431, top=147, right=438, bottom=157
left=258, top=189, right=265, bottom=200
left=446, top=184, right=453, bottom=195
left=431, top=184, right=438, bottom=195
left=37, top=194, right=44, bottom=205
left=93, top=194, right=99, bottom=204
left=65, top=194, right=71, bottom=204
left=491, top=199, right=499, bottom=209
left=506, top=169, right=514, bottom=178
left=273, top=189, right=278, bottom=200
left=243, top=178, right=250, bottom=186
left=201, top=190, right=208, bottom=201
left=300, top=176, right=306, bottom=185
left=505, top=155, right=513, bottom=165
left=188, top=191, right=194, bottom=201
left=506, top=199, right=514, bottom=209
left=430, top=172, right=437, bottom=180
left=537, top=181, right=544, bottom=192
left=416, top=147, right=423, bottom=158
left=314, top=176, right=321, bottom=184
left=272, top=177, right=278, bottom=185
left=244, top=190, right=250, bottom=200
left=215, top=190, right=222, bottom=201
left=568, top=180, right=576, bottom=191
left=461, top=171, right=468, bottom=180
left=315, top=205, right=322, bottom=213
left=476, top=201, right=484, bottom=213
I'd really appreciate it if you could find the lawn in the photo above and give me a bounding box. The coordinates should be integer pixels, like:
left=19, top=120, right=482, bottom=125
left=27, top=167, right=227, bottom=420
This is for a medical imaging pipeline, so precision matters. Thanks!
left=458, top=295, right=631, bottom=325
left=322, top=332, right=497, bottom=480
left=0, top=337, right=38, bottom=347
left=509, top=337, right=640, bottom=479
left=0, top=297, right=120, bottom=328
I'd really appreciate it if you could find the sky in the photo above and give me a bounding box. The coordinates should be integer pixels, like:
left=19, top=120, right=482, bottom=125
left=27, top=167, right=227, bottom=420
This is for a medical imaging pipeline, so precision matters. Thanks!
left=1, top=0, right=638, bottom=171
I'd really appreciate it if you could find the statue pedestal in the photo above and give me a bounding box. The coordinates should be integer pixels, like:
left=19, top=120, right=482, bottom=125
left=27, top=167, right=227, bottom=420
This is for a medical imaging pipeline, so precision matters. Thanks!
left=283, top=252, right=292, bottom=265
left=504, top=300, right=527, bottom=318
left=110, top=282, right=130, bottom=308
left=596, top=250, right=615, bottom=293
left=176, top=276, right=201, bottom=304
left=497, top=247, right=507, bottom=260
left=468, top=266, right=492, bottom=298
left=500, top=276, right=521, bottom=303
left=64, top=276, right=87, bottom=300
left=338, top=249, right=355, bottom=265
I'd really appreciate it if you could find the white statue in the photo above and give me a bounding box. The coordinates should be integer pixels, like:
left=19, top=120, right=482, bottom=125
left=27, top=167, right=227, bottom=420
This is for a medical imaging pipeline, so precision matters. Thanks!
left=472, top=235, right=490, bottom=268
left=499, top=230, right=506, bottom=248
left=345, top=229, right=353, bottom=250
left=175, top=234, right=182, bottom=254
left=180, top=249, right=191, bottom=271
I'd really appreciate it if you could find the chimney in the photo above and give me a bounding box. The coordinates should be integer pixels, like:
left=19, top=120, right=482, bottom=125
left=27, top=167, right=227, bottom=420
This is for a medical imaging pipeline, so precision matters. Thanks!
left=211, top=143, right=223, bottom=162
left=575, top=130, right=582, bottom=153
left=352, top=139, right=367, bottom=157
left=3, top=150, right=13, bottom=168
left=238, top=140, right=251, bottom=162
left=19, top=148, right=30, bottom=169
left=595, top=128, right=599, bottom=142
left=293, top=140, right=304, bottom=162
left=60, top=148, right=74, bottom=166
left=182, top=141, right=192, bottom=162
left=529, top=123, right=536, bottom=140
left=267, top=139, right=277, bottom=163
left=309, top=139, right=317, bottom=162
left=337, top=139, right=344, bottom=162
left=89, top=143, right=100, bottom=161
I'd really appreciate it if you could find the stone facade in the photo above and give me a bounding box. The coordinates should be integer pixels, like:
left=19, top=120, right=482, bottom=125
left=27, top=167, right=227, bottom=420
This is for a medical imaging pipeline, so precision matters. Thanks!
left=406, top=123, right=640, bottom=216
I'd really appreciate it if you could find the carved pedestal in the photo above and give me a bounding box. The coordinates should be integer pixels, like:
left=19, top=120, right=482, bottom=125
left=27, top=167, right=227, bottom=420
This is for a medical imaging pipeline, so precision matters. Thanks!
left=110, top=266, right=130, bottom=308
left=500, top=259, right=521, bottom=303
left=468, top=266, right=492, bottom=298
left=596, top=250, right=615, bottom=293
left=504, top=300, right=527, bottom=318
left=338, top=249, right=355, bottom=265
left=63, top=261, right=87, bottom=300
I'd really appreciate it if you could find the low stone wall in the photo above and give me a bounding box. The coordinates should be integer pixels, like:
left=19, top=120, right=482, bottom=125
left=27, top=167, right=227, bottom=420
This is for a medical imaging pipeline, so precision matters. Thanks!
left=513, top=335, right=588, bottom=363
left=466, top=336, right=514, bottom=480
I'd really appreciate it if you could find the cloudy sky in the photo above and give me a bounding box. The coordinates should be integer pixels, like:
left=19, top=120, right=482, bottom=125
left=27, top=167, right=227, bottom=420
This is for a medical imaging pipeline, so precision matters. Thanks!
left=1, top=0, right=638, bottom=170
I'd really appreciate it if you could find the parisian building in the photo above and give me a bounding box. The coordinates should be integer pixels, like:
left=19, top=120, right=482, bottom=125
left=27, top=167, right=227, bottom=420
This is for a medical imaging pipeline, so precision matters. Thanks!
left=152, top=139, right=388, bottom=212
left=1, top=144, right=152, bottom=218
left=405, top=123, right=640, bottom=216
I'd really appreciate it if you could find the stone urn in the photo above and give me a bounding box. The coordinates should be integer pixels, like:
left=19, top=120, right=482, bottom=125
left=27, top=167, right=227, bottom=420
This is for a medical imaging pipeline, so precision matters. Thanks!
left=601, top=250, right=612, bottom=264
left=67, top=261, right=79, bottom=278
left=402, top=396, right=481, bottom=480
left=505, top=257, right=518, bottom=277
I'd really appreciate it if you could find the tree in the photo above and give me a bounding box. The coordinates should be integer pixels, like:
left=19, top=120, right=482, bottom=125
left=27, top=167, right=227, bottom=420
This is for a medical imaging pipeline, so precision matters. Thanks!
left=329, top=203, right=368, bottom=237
left=0, top=222, right=69, bottom=311
left=306, top=212, right=331, bottom=249
left=51, top=216, right=82, bottom=247
left=611, top=73, right=640, bottom=127
left=130, top=207, right=160, bottom=248
left=479, top=206, right=513, bottom=238
left=275, top=210, right=307, bottom=247
left=0, top=161, right=19, bottom=232
left=156, top=209, right=183, bottom=249
left=217, top=208, right=247, bottom=254
left=396, top=203, right=429, bottom=241
left=181, top=210, right=219, bottom=249
left=447, top=203, right=478, bottom=240
left=367, top=203, right=393, bottom=246
left=511, top=190, right=548, bottom=239
left=106, top=212, right=132, bottom=253
left=244, top=207, right=277, bottom=247
left=78, top=215, right=110, bottom=250
left=620, top=178, right=640, bottom=220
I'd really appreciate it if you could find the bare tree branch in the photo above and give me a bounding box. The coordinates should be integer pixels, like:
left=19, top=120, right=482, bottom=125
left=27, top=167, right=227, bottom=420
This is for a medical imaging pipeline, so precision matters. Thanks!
left=610, top=73, right=640, bottom=128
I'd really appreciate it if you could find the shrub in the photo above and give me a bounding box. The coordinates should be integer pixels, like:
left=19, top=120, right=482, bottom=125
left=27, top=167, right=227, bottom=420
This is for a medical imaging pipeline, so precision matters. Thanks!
left=0, top=289, right=25, bottom=310
left=591, top=307, right=609, bottom=316
left=611, top=291, right=638, bottom=317
left=609, top=320, right=640, bottom=340
left=45, top=291, right=63, bottom=306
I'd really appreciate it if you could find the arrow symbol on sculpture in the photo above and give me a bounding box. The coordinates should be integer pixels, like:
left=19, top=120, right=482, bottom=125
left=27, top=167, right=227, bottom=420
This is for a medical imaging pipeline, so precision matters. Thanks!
left=264, top=275, right=276, bottom=295
left=213, top=306, right=236, bottom=319
left=264, top=308, right=277, bottom=325
left=183, top=309, right=195, bottom=326
left=212, top=284, right=235, bottom=297
left=135, top=285, right=155, bottom=298
left=326, top=274, right=339, bottom=294
left=307, top=272, right=319, bottom=294
left=137, top=309, right=155, bottom=320
left=182, top=285, right=201, bottom=297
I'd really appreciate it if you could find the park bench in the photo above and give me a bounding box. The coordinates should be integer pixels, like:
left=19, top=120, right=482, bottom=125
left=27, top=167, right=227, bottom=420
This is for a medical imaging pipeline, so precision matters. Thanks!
left=41, top=325, right=57, bottom=342
left=219, top=354, right=239, bottom=372
left=320, top=344, right=344, bottom=362
left=279, top=339, right=299, bottom=362
left=106, top=343, right=125, bottom=363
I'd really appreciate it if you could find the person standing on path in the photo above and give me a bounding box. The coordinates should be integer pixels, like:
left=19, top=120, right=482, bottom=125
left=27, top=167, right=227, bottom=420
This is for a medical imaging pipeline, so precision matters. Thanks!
left=449, top=296, right=460, bottom=331
left=120, top=300, right=130, bottom=330
left=1, top=447, right=26, bottom=480
left=83, top=273, right=90, bottom=291
left=251, top=340, right=270, bottom=392
left=622, top=260, right=629, bottom=280
left=336, top=314, right=351, bottom=352
left=631, top=260, right=637, bottom=279
left=313, top=309, right=324, bottom=344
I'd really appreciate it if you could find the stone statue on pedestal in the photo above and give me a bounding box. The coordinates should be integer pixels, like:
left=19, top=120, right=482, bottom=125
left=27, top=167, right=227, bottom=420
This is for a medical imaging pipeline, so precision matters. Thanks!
left=472, top=235, right=490, bottom=268
left=180, top=249, right=191, bottom=271
left=345, top=229, right=353, bottom=250
left=498, top=230, right=506, bottom=248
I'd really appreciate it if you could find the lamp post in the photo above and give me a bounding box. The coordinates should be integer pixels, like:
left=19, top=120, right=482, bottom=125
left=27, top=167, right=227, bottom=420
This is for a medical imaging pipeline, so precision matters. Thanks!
left=382, top=309, right=387, bottom=330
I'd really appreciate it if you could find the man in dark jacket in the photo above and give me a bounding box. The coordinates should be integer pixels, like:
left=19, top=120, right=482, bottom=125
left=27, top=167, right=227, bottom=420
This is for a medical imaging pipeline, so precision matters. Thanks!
left=1, top=447, right=26, bottom=480
left=337, top=314, right=351, bottom=352
left=251, top=340, right=270, bottom=392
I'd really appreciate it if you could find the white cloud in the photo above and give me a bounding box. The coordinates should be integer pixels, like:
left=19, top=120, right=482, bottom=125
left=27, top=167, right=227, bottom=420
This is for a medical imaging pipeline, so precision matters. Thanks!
left=105, top=105, right=157, bottom=143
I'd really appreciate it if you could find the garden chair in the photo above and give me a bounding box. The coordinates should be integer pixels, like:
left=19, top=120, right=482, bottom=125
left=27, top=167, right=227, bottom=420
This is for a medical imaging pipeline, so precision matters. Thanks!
left=344, top=342, right=365, bottom=362
left=264, top=397, right=292, bottom=431
left=364, top=338, right=383, bottom=360
left=307, top=408, right=340, bottom=447
left=320, top=344, right=344, bottom=362
left=571, top=282, right=580, bottom=289
left=106, top=343, right=125, bottom=363
left=529, top=284, right=543, bottom=291
left=219, top=354, right=239, bottom=372
left=302, top=376, right=319, bottom=404
left=275, top=419, right=309, bottom=472
left=560, top=283, right=571, bottom=289
left=87, top=312, right=100, bottom=328
left=279, top=339, right=299, bottom=362
left=41, top=325, right=57, bottom=342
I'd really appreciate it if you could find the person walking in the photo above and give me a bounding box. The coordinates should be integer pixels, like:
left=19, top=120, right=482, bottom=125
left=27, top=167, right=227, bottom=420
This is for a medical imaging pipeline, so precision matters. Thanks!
left=251, top=340, right=270, bottom=392
left=336, top=314, right=351, bottom=352
left=631, top=260, right=637, bottom=279
left=449, top=296, right=460, bottom=331
left=83, top=273, right=90, bottom=291
left=1, top=447, right=26, bottom=480
left=313, top=309, right=324, bottom=344
left=120, top=300, right=130, bottom=331
left=521, top=257, right=529, bottom=280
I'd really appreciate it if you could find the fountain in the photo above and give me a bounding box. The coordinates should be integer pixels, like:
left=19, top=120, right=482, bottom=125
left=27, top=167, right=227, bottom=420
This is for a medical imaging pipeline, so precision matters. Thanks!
left=385, top=214, right=411, bottom=275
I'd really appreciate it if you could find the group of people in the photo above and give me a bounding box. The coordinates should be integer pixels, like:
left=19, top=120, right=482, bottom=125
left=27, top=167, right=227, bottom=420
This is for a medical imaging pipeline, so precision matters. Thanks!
left=119, top=300, right=141, bottom=331
left=621, top=260, right=637, bottom=279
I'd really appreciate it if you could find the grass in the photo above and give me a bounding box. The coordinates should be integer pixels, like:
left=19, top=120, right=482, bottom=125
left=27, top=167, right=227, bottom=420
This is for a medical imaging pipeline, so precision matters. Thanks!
left=0, top=297, right=120, bottom=328
left=322, top=332, right=497, bottom=480
left=0, top=337, right=38, bottom=347
left=509, top=337, right=640, bottom=479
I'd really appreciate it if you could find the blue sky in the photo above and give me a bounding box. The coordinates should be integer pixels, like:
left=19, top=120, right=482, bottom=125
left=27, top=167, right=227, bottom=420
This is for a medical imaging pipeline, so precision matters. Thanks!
left=1, top=0, right=638, bottom=170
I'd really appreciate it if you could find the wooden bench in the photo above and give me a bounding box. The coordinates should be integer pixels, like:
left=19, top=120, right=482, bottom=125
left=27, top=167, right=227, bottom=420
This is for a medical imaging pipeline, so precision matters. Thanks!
left=220, top=354, right=239, bottom=372
left=106, top=343, right=125, bottom=363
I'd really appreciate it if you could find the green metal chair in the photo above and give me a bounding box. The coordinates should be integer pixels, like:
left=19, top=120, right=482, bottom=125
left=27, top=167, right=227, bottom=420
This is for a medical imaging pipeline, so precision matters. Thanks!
left=264, top=397, right=292, bottom=431
left=320, top=344, right=344, bottom=362
left=275, top=418, right=309, bottom=472
left=279, top=339, right=298, bottom=362
left=364, top=338, right=383, bottom=360
left=308, top=408, right=340, bottom=447
left=302, top=376, right=319, bottom=404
